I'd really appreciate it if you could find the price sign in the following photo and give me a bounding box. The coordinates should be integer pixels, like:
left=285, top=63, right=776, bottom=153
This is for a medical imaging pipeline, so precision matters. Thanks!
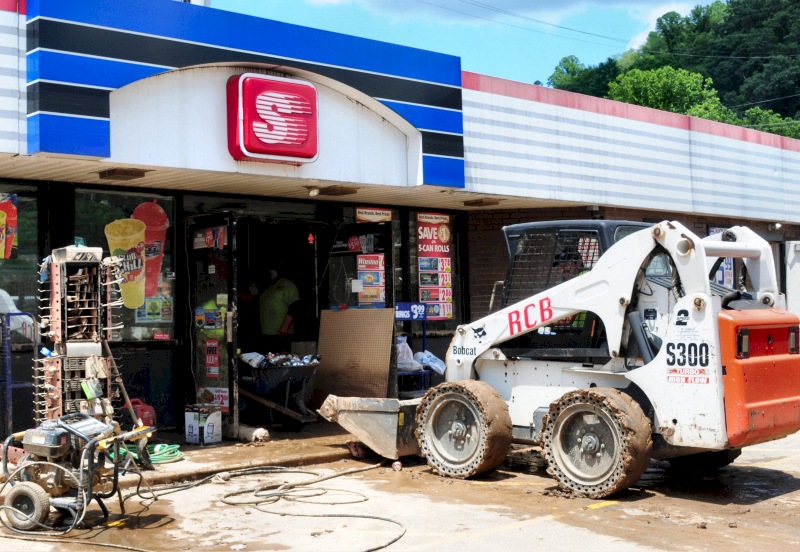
left=395, top=302, right=427, bottom=320
left=347, top=235, right=361, bottom=252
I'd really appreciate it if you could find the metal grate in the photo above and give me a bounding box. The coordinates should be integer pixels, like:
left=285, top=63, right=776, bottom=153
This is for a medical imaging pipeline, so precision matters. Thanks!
left=504, top=230, right=601, bottom=308
left=499, top=229, right=606, bottom=362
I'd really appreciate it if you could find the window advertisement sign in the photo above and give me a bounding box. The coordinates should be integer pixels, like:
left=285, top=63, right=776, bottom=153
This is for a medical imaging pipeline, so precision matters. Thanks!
left=103, top=200, right=170, bottom=310
left=75, top=190, right=174, bottom=341
left=417, top=213, right=454, bottom=320
left=357, top=253, right=386, bottom=307
left=0, top=189, right=38, bottom=351
left=395, top=302, right=427, bottom=321
left=708, top=226, right=734, bottom=288
left=0, top=193, right=18, bottom=260
left=135, top=278, right=174, bottom=324
left=356, top=207, right=392, bottom=224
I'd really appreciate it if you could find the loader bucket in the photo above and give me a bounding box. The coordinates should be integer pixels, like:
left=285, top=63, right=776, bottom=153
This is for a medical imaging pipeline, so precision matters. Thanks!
left=318, top=395, right=421, bottom=459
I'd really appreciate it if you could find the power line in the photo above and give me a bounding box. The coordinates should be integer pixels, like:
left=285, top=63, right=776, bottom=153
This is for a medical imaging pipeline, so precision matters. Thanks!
left=727, top=93, right=800, bottom=109
left=416, top=0, right=800, bottom=116
left=743, top=120, right=800, bottom=129
left=638, top=47, right=800, bottom=60
left=410, top=0, right=637, bottom=50
left=451, top=0, right=630, bottom=45
left=413, top=0, right=800, bottom=62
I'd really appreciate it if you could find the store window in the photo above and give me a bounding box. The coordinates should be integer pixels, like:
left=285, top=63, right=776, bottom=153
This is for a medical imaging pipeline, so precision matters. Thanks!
left=74, top=190, right=175, bottom=342
left=394, top=210, right=461, bottom=336
left=324, top=207, right=395, bottom=311
left=0, top=186, right=38, bottom=347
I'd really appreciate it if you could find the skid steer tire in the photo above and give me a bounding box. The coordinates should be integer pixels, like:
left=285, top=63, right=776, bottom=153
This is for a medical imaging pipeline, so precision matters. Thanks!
left=4, top=481, right=51, bottom=531
left=415, top=380, right=512, bottom=479
left=542, top=387, right=652, bottom=498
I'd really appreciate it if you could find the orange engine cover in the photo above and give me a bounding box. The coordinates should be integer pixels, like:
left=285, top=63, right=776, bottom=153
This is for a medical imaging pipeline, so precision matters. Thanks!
left=719, top=308, right=800, bottom=448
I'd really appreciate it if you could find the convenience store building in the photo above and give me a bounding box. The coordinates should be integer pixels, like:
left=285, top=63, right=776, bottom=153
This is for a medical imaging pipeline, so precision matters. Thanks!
left=2, top=0, right=800, bottom=432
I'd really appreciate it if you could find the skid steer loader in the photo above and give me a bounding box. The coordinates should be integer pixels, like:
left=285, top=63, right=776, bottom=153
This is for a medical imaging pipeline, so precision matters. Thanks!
left=320, top=220, right=800, bottom=498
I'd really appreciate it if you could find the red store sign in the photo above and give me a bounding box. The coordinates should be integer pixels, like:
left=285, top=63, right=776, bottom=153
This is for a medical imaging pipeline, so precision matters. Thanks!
left=227, top=73, right=319, bottom=164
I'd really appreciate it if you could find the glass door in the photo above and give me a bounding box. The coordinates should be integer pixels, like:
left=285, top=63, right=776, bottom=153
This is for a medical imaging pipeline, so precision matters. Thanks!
left=187, top=215, right=238, bottom=435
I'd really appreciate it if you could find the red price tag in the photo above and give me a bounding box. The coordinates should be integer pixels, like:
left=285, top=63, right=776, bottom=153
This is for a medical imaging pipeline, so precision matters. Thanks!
left=347, top=236, right=361, bottom=252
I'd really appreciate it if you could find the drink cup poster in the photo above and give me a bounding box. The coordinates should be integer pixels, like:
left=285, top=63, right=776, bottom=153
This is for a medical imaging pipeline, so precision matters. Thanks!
left=417, top=213, right=454, bottom=320
left=0, top=193, right=18, bottom=260
left=103, top=198, right=171, bottom=310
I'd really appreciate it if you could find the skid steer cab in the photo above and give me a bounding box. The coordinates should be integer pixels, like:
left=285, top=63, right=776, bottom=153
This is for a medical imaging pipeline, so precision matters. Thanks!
left=320, top=220, right=800, bottom=498
left=1, top=413, right=154, bottom=532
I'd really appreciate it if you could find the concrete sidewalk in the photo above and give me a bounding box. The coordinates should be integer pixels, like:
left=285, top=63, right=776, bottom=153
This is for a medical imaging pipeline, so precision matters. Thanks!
left=119, top=421, right=356, bottom=489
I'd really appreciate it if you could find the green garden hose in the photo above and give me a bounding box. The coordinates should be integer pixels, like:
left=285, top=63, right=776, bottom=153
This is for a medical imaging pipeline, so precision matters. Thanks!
left=110, top=443, right=184, bottom=464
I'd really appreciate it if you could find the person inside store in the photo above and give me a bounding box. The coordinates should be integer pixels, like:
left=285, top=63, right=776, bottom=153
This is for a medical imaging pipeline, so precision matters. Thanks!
left=259, top=263, right=301, bottom=354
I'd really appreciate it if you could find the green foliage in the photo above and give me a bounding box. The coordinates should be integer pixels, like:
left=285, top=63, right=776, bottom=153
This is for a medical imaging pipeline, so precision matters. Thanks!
left=738, top=107, right=800, bottom=139
left=549, top=0, right=800, bottom=139
left=547, top=55, right=585, bottom=89
left=549, top=56, right=619, bottom=97
left=607, top=67, right=718, bottom=114
left=685, top=97, right=738, bottom=125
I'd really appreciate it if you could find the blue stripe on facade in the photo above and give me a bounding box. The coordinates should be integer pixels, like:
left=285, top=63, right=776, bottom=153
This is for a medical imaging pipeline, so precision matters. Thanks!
left=380, top=100, right=463, bottom=135
left=423, top=156, right=465, bottom=188
left=27, top=113, right=109, bottom=156
left=28, top=0, right=462, bottom=87
left=27, top=0, right=467, bottom=188
left=28, top=50, right=166, bottom=88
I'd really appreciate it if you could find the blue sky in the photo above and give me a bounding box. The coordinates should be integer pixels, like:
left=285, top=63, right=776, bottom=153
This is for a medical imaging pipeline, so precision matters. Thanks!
left=209, top=0, right=711, bottom=85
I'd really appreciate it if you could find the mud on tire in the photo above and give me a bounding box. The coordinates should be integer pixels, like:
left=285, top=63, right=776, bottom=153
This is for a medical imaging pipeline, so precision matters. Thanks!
left=542, top=387, right=652, bottom=498
left=415, top=380, right=512, bottom=479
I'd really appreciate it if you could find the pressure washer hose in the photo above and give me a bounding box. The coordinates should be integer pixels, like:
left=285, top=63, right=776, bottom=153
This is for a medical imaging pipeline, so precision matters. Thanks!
left=109, top=443, right=184, bottom=464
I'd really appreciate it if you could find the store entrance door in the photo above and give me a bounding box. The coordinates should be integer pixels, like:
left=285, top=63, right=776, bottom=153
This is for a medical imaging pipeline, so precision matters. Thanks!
left=234, top=217, right=320, bottom=355
left=187, top=215, right=238, bottom=437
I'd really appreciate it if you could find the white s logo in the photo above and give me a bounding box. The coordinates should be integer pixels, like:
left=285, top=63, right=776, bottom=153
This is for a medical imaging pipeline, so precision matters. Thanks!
left=252, top=92, right=312, bottom=145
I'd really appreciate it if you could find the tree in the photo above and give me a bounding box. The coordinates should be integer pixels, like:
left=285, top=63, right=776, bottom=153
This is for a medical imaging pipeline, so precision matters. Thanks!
left=691, top=0, right=800, bottom=118
left=738, top=107, right=800, bottom=139
left=547, top=0, right=800, bottom=138
left=626, top=2, right=727, bottom=76
left=607, top=67, right=718, bottom=114
left=547, top=55, right=585, bottom=89
left=548, top=56, right=620, bottom=97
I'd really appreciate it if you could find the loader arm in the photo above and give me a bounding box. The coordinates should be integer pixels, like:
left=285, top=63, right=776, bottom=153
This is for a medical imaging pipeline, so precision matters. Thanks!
left=447, top=223, right=660, bottom=380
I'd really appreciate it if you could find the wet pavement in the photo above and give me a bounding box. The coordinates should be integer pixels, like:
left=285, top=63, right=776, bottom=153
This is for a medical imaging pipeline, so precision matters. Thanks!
left=120, top=421, right=355, bottom=489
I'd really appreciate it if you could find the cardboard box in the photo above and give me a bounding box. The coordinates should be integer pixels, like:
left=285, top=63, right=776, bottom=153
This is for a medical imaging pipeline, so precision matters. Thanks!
left=185, top=404, right=222, bottom=445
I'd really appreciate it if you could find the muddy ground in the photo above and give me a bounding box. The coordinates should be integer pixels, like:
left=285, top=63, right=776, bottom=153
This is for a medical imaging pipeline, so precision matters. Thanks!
left=1, top=432, right=799, bottom=551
